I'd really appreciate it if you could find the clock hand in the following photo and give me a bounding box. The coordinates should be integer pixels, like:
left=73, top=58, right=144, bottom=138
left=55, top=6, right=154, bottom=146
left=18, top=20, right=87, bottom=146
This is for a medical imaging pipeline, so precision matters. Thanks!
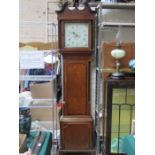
left=72, top=32, right=80, bottom=38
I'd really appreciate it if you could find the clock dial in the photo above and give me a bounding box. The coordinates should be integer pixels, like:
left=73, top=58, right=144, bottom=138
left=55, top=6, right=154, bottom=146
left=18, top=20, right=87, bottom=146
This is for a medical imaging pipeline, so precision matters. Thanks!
left=65, top=23, right=89, bottom=48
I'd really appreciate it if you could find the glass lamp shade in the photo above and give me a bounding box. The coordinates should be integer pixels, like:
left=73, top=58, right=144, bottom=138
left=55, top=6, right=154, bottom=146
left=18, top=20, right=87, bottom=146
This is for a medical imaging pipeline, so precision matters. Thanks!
left=111, top=48, right=126, bottom=59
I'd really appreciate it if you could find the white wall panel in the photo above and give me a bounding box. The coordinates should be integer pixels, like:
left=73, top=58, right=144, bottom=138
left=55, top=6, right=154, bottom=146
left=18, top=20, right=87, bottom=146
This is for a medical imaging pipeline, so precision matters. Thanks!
left=19, top=0, right=59, bottom=43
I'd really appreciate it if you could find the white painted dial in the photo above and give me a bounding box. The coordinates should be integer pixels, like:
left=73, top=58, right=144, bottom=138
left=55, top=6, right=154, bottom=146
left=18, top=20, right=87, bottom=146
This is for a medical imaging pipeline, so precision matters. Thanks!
left=64, top=23, right=89, bottom=48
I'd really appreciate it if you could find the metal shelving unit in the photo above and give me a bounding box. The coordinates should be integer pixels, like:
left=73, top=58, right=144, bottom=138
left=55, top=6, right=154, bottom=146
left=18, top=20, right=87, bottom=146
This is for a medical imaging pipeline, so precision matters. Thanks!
left=19, top=75, right=56, bottom=81
left=89, top=2, right=135, bottom=9
left=94, top=2, right=135, bottom=155
left=19, top=49, right=60, bottom=155
left=19, top=1, right=61, bottom=154
left=100, top=22, right=135, bottom=27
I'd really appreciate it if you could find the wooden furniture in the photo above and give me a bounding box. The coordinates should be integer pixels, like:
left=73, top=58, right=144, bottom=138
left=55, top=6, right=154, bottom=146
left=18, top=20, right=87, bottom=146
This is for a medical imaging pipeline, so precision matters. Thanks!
left=56, top=2, right=96, bottom=155
left=63, top=58, right=90, bottom=115
left=60, top=116, right=93, bottom=149
left=104, top=77, right=135, bottom=155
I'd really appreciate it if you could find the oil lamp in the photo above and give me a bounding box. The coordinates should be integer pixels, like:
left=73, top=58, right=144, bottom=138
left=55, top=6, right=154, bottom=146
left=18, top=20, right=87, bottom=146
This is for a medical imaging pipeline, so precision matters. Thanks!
left=111, top=42, right=126, bottom=79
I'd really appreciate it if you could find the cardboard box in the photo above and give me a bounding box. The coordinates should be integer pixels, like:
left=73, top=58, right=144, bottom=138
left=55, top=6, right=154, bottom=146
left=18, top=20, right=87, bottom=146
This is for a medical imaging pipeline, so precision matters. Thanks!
left=102, top=42, right=135, bottom=69
left=30, top=106, right=60, bottom=129
left=19, top=134, right=27, bottom=153
left=30, top=80, right=56, bottom=99
left=29, top=78, right=59, bottom=129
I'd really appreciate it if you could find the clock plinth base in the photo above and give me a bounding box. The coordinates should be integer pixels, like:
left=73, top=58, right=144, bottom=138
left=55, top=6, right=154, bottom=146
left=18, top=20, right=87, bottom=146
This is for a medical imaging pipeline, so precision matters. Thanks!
left=59, top=149, right=96, bottom=155
left=60, top=116, right=94, bottom=150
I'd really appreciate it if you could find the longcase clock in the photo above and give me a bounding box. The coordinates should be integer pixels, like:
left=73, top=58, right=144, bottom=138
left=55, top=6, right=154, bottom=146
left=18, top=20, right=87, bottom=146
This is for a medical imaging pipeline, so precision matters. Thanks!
left=56, top=2, right=96, bottom=155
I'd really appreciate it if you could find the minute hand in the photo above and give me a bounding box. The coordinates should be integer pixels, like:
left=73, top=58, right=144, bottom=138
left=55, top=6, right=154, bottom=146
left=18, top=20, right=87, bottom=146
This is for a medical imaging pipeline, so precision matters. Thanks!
left=72, top=32, right=80, bottom=38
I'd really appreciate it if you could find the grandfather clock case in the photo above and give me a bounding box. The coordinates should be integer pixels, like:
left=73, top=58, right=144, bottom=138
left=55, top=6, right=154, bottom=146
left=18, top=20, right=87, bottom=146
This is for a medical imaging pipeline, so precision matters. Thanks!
left=56, top=2, right=96, bottom=155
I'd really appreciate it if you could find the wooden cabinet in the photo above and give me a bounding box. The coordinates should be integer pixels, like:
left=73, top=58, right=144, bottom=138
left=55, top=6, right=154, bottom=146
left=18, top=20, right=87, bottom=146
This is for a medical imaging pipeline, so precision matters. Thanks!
left=102, top=42, right=135, bottom=69
left=104, top=77, right=135, bottom=155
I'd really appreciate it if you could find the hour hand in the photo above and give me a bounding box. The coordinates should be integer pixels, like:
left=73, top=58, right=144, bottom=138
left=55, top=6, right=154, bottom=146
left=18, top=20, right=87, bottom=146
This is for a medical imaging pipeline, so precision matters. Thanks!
left=72, top=32, right=79, bottom=38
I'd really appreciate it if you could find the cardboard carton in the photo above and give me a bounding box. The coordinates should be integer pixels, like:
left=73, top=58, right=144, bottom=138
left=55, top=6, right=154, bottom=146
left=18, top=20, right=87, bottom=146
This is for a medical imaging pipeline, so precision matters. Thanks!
left=30, top=80, right=56, bottom=99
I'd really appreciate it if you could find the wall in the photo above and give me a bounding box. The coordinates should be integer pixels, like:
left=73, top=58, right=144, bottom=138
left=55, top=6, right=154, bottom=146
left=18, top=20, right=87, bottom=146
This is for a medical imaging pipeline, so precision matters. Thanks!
left=19, top=0, right=59, bottom=43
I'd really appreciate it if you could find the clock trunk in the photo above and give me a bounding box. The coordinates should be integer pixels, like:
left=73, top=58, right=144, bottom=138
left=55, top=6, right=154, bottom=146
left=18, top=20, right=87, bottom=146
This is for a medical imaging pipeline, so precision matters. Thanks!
left=63, top=57, right=90, bottom=115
